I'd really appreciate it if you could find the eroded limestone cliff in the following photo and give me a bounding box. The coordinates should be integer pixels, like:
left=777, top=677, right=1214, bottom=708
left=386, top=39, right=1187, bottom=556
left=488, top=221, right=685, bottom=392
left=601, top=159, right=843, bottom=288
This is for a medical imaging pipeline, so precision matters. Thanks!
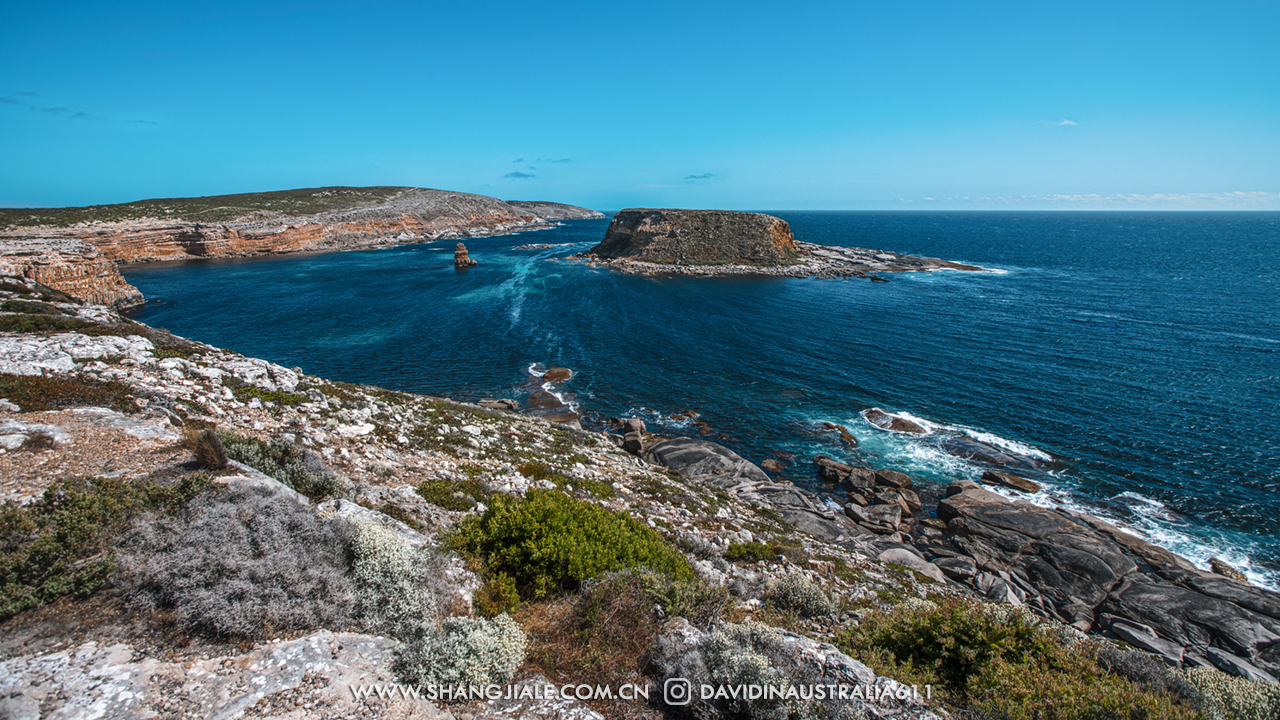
left=0, top=187, right=602, bottom=306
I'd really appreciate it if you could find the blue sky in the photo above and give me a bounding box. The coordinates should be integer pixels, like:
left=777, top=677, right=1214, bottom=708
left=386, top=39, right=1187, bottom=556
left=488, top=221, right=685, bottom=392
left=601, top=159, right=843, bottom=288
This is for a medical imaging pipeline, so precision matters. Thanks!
left=2, top=1, right=1277, bottom=210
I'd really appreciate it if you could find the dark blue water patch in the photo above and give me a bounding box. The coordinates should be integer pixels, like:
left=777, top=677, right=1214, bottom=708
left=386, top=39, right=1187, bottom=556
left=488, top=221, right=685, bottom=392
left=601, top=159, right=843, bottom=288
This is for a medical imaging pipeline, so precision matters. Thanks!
left=123, top=212, right=1280, bottom=588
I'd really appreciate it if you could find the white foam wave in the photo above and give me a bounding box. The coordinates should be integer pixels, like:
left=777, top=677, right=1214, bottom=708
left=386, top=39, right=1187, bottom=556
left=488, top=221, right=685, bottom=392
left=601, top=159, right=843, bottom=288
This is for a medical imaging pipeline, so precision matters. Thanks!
left=958, top=427, right=1053, bottom=462
left=540, top=381, right=578, bottom=412
left=527, top=363, right=545, bottom=377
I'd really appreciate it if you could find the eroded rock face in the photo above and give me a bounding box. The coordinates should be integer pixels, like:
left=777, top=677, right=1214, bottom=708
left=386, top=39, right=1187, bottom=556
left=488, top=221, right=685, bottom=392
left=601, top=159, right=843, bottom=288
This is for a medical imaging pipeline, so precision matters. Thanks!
left=925, top=487, right=1280, bottom=680
left=585, top=209, right=805, bottom=266
left=0, top=238, right=143, bottom=308
left=454, top=242, right=477, bottom=268
left=1, top=187, right=601, bottom=305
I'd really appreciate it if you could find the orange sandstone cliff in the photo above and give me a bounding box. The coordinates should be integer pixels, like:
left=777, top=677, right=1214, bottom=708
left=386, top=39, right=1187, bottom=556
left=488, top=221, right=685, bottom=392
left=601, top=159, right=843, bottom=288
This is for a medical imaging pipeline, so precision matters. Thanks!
left=0, top=187, right=601, bottom=307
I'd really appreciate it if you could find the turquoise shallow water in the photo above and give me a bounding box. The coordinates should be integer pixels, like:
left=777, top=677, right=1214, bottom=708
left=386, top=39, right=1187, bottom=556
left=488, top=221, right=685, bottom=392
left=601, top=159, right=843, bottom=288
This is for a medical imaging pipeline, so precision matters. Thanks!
left=124, top=211, right=1280, bottom=589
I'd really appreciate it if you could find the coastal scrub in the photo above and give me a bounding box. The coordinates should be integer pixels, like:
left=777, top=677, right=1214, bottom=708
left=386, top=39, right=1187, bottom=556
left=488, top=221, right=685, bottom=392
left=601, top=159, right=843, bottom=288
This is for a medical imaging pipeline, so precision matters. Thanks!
left=451, top=489, right=694, bottom=599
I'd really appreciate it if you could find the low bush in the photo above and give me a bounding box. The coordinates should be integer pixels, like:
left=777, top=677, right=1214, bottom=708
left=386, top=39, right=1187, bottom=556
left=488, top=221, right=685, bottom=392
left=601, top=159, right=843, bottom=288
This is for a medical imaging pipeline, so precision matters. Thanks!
left=652, top=621, right=819, bottom=720
left=516, top=460, right=614, bottom=498
left=394, top=614, right=527, bottom=691
left=765, top=573, right=836, bottom=618
left=0, top=373, right=137, bottom=413
left=452, top=489, right=694, bottom=599
left=0, top=314, right=94, bottom=333
left=836, top=597, right=1205, bottom=719
left=1181, top=666, right=1280, bottom=720
left=417, top=478, right=490, bottom=511
left=0, top=475, right=212, bottom=622
left=219, top=432, right=351, bottom=500
left=116, top=483, right=357, bottom=639
left=523, top=568, right=728, bottom=690
left=1, top=299, right=67, bottom=316
left=349, top=520, right=437, bottom=641
left=474, top=573, right=520, bottom=618
left=725, top=541, right=778, bottom=563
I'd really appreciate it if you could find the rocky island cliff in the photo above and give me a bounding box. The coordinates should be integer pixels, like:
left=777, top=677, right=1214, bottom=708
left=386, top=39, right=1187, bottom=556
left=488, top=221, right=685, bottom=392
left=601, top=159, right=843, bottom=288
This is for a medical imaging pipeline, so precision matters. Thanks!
left=0, top=187, right=602, bottom=308
left=579, top=208, right=986, bottom=279
left=1, top=272, right=1277, bottom=720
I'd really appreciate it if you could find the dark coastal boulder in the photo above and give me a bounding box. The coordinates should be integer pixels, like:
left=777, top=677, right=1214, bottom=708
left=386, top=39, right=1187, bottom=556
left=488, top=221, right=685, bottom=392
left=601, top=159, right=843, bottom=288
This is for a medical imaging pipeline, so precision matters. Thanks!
left=643, top=437, right=772, bottom=487
left=1099, top=575, right=1280, bottom=678
left=822, top=421, right=858, bottom=446
left=543, top=367, right=573, bottom=382
left=478, top=398, right=518, bottom=411
left=584, top=209, right=805, bottom=266
left=645, top=438, right=869, bottom=545
left=861, top=408, right=927, bottom=434
left=874, top=469, right=913, bottom=489
left=982, top=470, right=1042, bottom=493
left=814, top=455, right=853, bottom=484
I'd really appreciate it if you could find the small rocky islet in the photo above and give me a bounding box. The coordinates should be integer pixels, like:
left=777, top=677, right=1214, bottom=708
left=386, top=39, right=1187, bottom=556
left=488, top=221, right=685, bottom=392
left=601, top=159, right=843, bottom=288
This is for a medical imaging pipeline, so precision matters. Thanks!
left=1, top=194, right=1277, bottom=719
left=575, top=208, right=988, bottom=279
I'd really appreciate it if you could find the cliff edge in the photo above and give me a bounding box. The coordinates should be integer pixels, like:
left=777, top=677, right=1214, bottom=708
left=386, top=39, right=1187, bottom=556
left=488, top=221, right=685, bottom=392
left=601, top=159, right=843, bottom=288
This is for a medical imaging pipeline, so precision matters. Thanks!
left=0, top=186, right=603, bottom=307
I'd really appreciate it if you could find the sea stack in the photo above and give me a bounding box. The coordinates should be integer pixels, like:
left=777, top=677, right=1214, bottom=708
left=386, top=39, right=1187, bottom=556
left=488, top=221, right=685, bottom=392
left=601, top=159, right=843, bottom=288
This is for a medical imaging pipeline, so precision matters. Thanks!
left=454, top=242, right=477, bottom=269
left=584, top=209, right=805, bottom=266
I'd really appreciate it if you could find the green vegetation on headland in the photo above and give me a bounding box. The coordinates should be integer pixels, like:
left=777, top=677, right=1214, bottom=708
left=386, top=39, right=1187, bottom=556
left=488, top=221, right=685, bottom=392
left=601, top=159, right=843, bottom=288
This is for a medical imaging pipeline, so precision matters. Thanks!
left=0, top=186, right=406, bottom=227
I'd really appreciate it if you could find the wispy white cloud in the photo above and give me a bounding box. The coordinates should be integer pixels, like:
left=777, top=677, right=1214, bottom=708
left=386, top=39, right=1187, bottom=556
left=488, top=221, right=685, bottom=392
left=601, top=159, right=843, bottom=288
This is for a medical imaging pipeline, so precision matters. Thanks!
left=1038, top=119, right=1078, bottom=126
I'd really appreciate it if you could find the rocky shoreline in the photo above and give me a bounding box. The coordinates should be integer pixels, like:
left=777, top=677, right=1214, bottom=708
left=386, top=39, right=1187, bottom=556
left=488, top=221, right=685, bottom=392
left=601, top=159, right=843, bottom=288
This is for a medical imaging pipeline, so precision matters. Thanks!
left=1, top=187, right=602, bottom=308
left=580, top=240, right=989, bottom=279
left=576, top=208, right=988, bottom=279
left=1, top=272, right=1277, bottom=718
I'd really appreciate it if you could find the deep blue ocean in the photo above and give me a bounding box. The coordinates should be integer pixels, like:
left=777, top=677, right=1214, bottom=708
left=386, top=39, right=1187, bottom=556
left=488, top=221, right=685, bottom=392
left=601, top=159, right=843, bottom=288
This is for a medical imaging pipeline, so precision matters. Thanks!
left=123, top=212, right=1280, bottom=589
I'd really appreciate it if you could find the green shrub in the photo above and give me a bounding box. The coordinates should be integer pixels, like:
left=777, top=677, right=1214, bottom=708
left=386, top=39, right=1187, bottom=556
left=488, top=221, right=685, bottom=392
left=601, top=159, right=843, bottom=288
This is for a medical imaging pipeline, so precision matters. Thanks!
left=349, top=520, right=437, bottom=641
left=452, top=489, right=694, bottom=599
left=1182, top=666, right=1280, bottom=720
left=725, top=541, right=778, bottom=563
left=394, top=614, right=527, bottom=691
left=0, top=475, right=212, bottom=622
left=219, top=432, right=351, bottom=500
left=0, top=314, right=94, bottom=333
left=1, top=299, right=67, bottom=316
left=836, top=597, right=1205, bottom=719
left=116, top=483, right=357, bottom=639
left=417, top=478, right=490, bottom=511
left=474, top=572, right=520, bottom=618
left=0, top=373, right=137, bottom=413
left=765, top=573, right=836, bottom=618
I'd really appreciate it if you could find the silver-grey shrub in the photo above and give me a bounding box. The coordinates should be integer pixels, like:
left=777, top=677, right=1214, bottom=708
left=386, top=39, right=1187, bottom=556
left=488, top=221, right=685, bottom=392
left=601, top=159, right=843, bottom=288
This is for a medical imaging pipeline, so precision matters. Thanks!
left=653, top=621, right=829, bottom=720
left=116, top=484, right=357, bottom=639
left=220, top=433, right=353, bottom=500
left=766, top=573, right=836, bottom=618
left=1180, top=666, right=1280, bottom=720
left=394, top=614, right=527, bottom=689
left=349, top=520, right=438, bottom=641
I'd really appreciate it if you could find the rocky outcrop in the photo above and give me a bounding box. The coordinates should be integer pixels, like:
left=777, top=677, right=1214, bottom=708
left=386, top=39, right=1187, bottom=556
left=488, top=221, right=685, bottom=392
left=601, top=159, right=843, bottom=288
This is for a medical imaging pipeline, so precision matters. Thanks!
left=454, top=242, right=477, bottom=268
left=0, top=238, right=142, bottom=307
left=584, top=208, right=804, bottom=266
left=922, top=486, right=1280, bottom=681
left=578, top=209, right=987, bottom=279
left=1, top=186, right=601, bottom=305
left=505, top=200, right=605, bottom=220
